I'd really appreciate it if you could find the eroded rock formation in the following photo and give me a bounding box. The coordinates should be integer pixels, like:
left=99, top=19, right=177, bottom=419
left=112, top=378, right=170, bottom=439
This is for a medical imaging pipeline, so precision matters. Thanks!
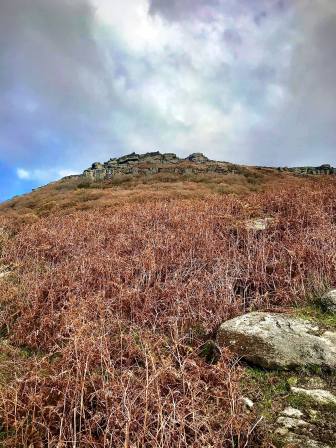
left=82, top=151, right=336, bottom=182
left=82, top=151, right=235, bottom=181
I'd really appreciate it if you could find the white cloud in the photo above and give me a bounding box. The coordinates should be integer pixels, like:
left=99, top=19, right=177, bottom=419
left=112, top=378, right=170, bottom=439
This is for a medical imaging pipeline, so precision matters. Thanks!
left=16, top=168, right=31, bottom=180
left=1, top=0, right=336, bottom=178
left=16, top=167, right=78, bottom=182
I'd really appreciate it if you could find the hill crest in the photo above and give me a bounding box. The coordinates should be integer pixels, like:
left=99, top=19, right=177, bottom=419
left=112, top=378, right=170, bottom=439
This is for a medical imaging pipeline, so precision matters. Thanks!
left=82, top=151, right=336, bottom=182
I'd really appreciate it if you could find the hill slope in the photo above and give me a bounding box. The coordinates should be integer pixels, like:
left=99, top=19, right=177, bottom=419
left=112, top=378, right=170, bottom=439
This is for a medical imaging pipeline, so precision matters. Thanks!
left=1, top=151, right=332, bottom=224
left=0, top=155, right=336, bottom=447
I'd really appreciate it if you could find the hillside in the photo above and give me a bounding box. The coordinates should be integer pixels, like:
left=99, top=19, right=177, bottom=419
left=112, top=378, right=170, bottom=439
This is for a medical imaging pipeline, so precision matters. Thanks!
left=0, top=155, right=336, bottom=447
left=1, top=152, right=334, bottom=224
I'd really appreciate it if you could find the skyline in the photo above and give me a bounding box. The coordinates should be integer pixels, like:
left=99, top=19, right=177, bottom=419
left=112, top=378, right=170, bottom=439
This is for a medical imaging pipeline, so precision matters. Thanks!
left=1, top=0, right=336, bottom=201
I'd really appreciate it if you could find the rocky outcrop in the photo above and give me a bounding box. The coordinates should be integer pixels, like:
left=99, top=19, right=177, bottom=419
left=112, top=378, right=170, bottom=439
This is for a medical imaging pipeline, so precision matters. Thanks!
left=82, top=151, right=336, bottom=182
left=186, top=153, right=210, bottom=163
left=82, top=151, right=234, bottom=181
left=217, top=312, right=336, bottom=370
left=320, top=290, right=336, bottom=314
left=273, top=387, right=336, bottom=447
left=290, top=387, right=336, bottom=406
left=278, top=164, right=336, bottom=175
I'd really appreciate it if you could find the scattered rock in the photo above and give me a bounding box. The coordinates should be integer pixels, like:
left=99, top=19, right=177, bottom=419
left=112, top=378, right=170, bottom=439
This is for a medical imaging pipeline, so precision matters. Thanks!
left=284, top=433, right=332, bottom=448
left=217, top=312, right=336, bottom=369
left=246, top=217, right=273, bottom=231
left=320, top=290, right=336, bottom=314
left=241, top=397, right=254, bottom=410
left=0, top=265, right=13, bottom=279
left=186, top=153, right=209, bottom=164
left=281, top=407, right=303, bottom=419
left=290, top=387, right=336, bottom=406
left=276, top=416, right=310, bottom=430
left=305, top=377, right=327, bottom=389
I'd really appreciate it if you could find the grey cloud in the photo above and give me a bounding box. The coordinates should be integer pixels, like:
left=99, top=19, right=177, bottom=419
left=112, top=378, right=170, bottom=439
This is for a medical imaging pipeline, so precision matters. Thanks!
left=0, top=0, right=335, bottom=183
left=245, top=0, right=336, bottom=165
left=149, top=0, right=291, bottom=22
left=0, top=0, right=117, bottom=170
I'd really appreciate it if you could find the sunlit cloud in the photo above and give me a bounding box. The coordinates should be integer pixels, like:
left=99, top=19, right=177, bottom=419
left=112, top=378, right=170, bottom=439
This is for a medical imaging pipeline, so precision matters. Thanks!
left=0, top=0, right=336, bottom=200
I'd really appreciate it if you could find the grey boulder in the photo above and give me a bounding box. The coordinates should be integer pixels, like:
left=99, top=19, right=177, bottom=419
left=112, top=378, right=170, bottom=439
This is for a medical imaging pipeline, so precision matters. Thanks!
left=320, top=290, right=336, bottom=314
left=290, top=387, right=336, bottom=406
left=217, top=312, right=336, bottom=369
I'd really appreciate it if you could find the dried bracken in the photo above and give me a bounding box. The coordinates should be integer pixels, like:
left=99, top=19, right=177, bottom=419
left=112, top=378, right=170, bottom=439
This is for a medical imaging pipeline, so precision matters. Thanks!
left=0, top=180, right=336, bottom=446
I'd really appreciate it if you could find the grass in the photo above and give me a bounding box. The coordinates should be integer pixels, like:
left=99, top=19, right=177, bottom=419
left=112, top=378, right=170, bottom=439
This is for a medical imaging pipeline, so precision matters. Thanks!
left=0, top=176, right=336, bottom=446
left=294, top=305, right=336, bottom=330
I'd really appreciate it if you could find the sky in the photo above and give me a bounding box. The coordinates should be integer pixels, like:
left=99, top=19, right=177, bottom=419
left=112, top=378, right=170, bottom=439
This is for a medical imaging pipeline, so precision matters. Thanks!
left=0, top=0, right=336, bottom=201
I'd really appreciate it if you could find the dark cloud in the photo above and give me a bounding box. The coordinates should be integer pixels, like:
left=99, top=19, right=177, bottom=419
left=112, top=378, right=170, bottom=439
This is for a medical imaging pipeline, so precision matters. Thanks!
left=0, top=0, right=335, bottom=199
left=0, top=0, right=115, bottom=169
left=149, top=0, right=290, bottom=22
left=246, top=1, right=336, bottom=165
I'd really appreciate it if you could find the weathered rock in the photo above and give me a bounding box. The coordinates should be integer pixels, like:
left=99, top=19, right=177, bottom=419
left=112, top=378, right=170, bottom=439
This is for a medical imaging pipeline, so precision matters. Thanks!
left=320, top=290, right=336, bottom=314
left=217, top=312, right=336, bottom=369
left=82, top=152, right=336, bottom=182
left=186, top=153, right=209, bottom=164
left=284, top=434, right=332, bottom=448
left=281, top=407, right=303, bottom=419
left=241, top=397, right=254, bottom=410
left=276, top=416, right=310, bottom=430
left=290, top=387, right=336, bottom=406
left=246, top=217, right=274, bottom=231
left=0, top=264, right=14, bottom=279
left=91, top=162, right=104, bottom=170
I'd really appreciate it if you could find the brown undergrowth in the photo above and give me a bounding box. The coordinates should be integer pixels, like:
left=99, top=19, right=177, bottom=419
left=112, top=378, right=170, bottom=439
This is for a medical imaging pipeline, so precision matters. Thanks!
left=0, top=179, right=336, bottom=446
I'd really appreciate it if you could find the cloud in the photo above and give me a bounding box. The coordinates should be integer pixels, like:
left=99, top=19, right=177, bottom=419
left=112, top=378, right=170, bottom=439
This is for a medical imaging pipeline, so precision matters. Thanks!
left=0, top=0, right=335, bottom=198
left=16, top=168, right=30, bottom=180
left=243, top=0, right=336, bottom=165
left=149, top=0, right=290, bottom=22
left=17, top=167, right=77, bottom=182
left=0, top=0, right=112, bottom=170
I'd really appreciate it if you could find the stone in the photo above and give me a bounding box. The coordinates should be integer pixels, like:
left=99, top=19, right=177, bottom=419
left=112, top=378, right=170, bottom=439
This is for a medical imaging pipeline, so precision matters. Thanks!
left=185, top=153, right=209, bottom=164
left=290, top=387, right=336, bottom=406
left=281, top=407, right=303, bottom=419
left=246, top=217, right=273, bottom=231
left=217, top=312, right=336, bottom=369
left=118, top=152, right=140, bottom=164
left=91, top=162, right=104, bottom=170
left=0, top=265, right=13, bottom=279
left=82, top=152, right=336, bottom=182
left=320, top=290, right=336, bottom=314
left=276, top=416, right=310, bottom=430
left=284, top=434, right=332, bottom=448
left=241, top=397, right=254, bottom=410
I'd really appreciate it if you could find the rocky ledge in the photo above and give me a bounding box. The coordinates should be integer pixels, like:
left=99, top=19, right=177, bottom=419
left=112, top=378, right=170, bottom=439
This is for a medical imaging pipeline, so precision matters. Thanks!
left=82, top=151, right=235, bottom=181
left=278, top=164, right=336, bottom=175
left=82, top=151, right=336, bottom=182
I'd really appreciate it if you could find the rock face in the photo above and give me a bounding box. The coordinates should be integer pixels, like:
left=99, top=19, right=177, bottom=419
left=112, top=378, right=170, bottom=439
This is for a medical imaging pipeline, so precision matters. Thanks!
left=320, top=290, right=336, bottom=314
left=217, top=312, right=336, bottom=369
left=82, top=151, right=336, bottom=182
left=186, top=153, right=209, bottom=163
left=82, top=151, right=232, bottom=181
left=278, top=164, right=336, bottom=175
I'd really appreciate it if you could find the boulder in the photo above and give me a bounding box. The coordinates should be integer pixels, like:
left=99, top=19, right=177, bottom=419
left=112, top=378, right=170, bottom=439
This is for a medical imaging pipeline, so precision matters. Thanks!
left=320, top=290, right=336, bottom=314
left=290, top=387, right=336, bottom=406
left=91, top=162, right=104, bottom=170
left=283, top=434, right=332, bottom=448
left=281, top=407, right=303, bottom=419
left=186, top=153, right=209, bottom=164
left=246, top=217, right=273, bottom=231
left=117, top=152, right=140, bottom=164
left=217, top=312, right=336, bottom=369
